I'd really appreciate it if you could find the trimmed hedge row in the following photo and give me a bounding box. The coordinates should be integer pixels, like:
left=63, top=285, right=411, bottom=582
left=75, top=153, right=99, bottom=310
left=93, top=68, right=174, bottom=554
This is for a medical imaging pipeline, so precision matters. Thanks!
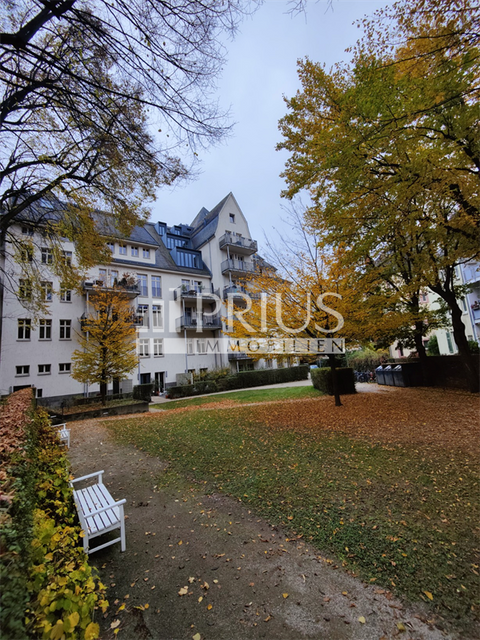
left=166, top=365, right=310, bottom=399
left=0, top=390, right=107, bottom=640
left=133, top=383, right=154, bottom=401
left=311, top=367, right=356, bottom=395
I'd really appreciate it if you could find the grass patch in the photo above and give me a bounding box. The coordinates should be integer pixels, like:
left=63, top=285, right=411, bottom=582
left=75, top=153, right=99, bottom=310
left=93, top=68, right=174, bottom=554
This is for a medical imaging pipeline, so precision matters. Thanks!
left=105, top=398, right=479, bottom=632
left=153, top=385, right=321, bottom=409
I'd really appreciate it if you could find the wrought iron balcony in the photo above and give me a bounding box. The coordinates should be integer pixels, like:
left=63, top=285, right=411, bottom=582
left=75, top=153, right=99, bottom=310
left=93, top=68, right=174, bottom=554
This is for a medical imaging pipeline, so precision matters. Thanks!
left=223, top=285, right=261, bottom=302
left=175, top=314, right=222, bottom=332
left=221, top=259, right=256, bottom=276
left=219, top=232, right=257, bottom=255
left=173, top=283, right=217, bottom=301
left=227, top=351, right=253, bottom=361
left=82, top=280, right=140, bottom=299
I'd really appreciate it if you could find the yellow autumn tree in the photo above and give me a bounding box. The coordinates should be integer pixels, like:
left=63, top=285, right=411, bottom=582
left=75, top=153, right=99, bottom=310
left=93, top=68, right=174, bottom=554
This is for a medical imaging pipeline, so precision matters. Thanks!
left=71, top=286, right=138, bottom=405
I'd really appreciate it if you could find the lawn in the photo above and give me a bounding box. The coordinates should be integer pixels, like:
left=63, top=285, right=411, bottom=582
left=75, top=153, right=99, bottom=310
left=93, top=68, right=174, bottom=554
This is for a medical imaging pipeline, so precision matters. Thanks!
left=152, top=385, right=321, bottom=410
left=105, top=387, right=479, bottom=633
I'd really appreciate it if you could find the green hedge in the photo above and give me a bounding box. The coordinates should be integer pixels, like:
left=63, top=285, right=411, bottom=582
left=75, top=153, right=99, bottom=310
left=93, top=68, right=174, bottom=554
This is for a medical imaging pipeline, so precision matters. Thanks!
left=0, top=390, right=107, bottom=640
left=166, top=365, right=310, bottom=399
left=133, top=383, right=154, bottom=401
left=311, top=367, right=356, bottom=395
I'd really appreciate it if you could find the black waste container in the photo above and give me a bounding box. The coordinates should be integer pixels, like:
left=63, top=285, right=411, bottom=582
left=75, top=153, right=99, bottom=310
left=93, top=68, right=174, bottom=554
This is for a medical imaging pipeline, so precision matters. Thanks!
left=376, top=365, right=386, bottom=385
left=392, top=364, right=405, bottom=387
left=383, top=365, right=394, bottom=386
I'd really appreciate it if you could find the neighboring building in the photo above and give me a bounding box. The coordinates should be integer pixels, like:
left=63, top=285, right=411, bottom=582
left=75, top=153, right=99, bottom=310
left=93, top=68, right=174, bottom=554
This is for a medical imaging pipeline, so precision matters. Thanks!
left=0, top=193, right=265, bottom=401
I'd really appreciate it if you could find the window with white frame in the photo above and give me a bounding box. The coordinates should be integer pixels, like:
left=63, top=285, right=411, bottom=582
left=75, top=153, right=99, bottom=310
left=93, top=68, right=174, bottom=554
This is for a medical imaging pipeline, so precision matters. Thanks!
left=119, top=244, right=127, bottom=255
left=38, top=364, right=51, bottom=375
left=41, top=281, right=53, bottom=302
left=106, top=241, right=115, bottom=253
left=60, top=287, right=71, bottom=302
left=139, top=338, right=149, bottom=357
left=41, top=247, right=53, bottom=264
left=98, top=268, right=107, bottom=285
left=19, top=279, right=32, bottom=300
left=151, top=276, right=161, bottom=297
left=152, top=304, right=163, bottom=329
left=186, top=338, right=194, bottom=355
left=18, top=319, right=31, bottom=340
left=59, top=363, right=71, bottom=373
left=197, top=338, right=207, bottom=354
left=62, top=250, right=72, bottom=265
left=137, top=274, right=148, bottom=296
left=110, top=270, right=119, bottom=287
left=20, top=245, right=33, bottom=262
left=137, top=304, right=149, bottom=327
left=153, top=338, right=164, bottom=356
left=22, top=225, right=34, bottom=236
left=143, top=248, right=150, bottom=259
left=16, top=365, right=29, bottom=376
left=131, top=246, right=139, bottom=257
left=59, top=319, right=71, bottom=340
left=39, top=319, right=52, bottom=340
left=229, top=213, right=235, bottom=224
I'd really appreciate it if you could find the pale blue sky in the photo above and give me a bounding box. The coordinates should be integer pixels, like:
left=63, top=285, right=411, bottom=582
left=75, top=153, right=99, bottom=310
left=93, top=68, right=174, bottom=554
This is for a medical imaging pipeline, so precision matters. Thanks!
left=150, top=0, right=392, bottom=250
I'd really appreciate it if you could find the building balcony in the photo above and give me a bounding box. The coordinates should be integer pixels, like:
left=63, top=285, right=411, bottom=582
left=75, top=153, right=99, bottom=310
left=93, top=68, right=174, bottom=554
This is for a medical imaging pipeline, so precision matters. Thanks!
left=82, top=280, right=140, bottom=299
left=175, top=314, right=222, bottom=332
left=219, top=232, right=257, bottom=255
left=227, top=351, right=253, bottom=362
left=472, top=307, right=480, bottom=323
left=173, top=283, right=217, bottom=302
left=223, top=285, right=261, bottom=303
left=221, top=259, right=256, bottom=276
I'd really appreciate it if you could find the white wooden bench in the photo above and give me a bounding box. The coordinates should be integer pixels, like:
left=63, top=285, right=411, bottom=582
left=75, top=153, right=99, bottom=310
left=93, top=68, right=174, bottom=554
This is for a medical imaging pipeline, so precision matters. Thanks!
left=55, top=423, right=71, bottom=448
left=70, top=470, right=126, bottom=554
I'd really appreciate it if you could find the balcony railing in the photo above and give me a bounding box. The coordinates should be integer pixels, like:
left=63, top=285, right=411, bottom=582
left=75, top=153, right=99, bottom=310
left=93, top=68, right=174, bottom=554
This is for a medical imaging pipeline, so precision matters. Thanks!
left=82, top=280, right=140, bottom=298
left=472, top=307, right=480, bottom=322
left=173, top=283, right=217, bottom=301
left=221, top=259, right=256, bottom=275
left=219, top=232, right=257, bottom=255
left=223, top=285, right=260, bottom=301
left=175, top=314, right=222, bottom=331
left=227, top=351, right=253, bottom=361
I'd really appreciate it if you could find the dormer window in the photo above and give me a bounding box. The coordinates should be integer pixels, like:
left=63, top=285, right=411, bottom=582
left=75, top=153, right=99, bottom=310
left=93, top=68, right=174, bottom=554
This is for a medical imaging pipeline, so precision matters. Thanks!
left=229, top=213, right=235, bottom=224
left=106, top=242, right=114, bottom=253
left=143, top=248, right=150, bottom=259
left=131, top=246, right=139, bottom=257
left=119, top=244, right=127, bottom=255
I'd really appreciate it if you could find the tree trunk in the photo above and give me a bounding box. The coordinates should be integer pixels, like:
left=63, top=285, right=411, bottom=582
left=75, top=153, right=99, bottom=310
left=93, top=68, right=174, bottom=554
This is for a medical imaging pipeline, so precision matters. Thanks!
left=413, top=320, right=430, bottom=386
left=328, top=354, right=342, bottom=407
left=100, top=381, right=107, bottom=406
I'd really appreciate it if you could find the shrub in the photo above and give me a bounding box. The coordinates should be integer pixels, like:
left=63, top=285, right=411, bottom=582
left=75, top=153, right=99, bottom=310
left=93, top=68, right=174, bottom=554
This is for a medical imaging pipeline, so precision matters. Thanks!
left=347, top=347, right=389, bottom=372
left=193, top=367, right=230, bottom=382
left=133, top=383, right=154, bottom=401
left=427, top=335, right=440, bottom=356
left=311, top=367, right=356, bottom=395
left=467, top=339, right=480, bottom=354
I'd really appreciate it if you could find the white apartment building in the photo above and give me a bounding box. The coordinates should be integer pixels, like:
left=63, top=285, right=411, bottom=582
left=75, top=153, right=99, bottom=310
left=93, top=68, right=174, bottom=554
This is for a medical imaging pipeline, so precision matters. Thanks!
left=0, top=193, right=262, bottom=402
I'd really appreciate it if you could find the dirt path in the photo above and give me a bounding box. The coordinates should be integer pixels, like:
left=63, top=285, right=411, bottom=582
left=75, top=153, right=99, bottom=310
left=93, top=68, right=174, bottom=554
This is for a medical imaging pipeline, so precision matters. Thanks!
left=68, top=417, right=459, bottom=640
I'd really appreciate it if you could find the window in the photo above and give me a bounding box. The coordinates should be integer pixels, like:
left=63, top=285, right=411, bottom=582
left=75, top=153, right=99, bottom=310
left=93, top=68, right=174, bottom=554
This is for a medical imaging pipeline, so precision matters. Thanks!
left=197, top=338, right=207, bottom=354
left=139, top=338, right=149, bottom=357
left=59, top=319, right=71, bottom=340
left=153, top=338, right=164, bottom=356
left=119, top=244, right=127, bottom=255
left=98, top=268, right=107, bottom=285
left=16, top=365, right=30, bottom=376
left=110, top=270, right=119, bottom=287
left=39, top=319, right=52, bottom=340
left=106, top=242, right=115, bottom=253
left=19, top=279, right=32, bottom=300
left=18, top=319, right=31, bottom=340
left=38, top=364, right=51, bottom=375
left=151, top=276, right=161, bottom=297
left=137, top=274, right=148, bottom=296
left=143, top=248, right=150, bottom=259
left=152, top=304, right=163, bottom=329
left=60, top=287, right=71, bottom=302
left=59, top=362, right=71, bottom=373
left=19, top=245, right=33, bottom=262
left=229, top=213, right=235, bottom=224
left=186, top=338, right=194, bottom=355
left=41, top=281, right=53, bottom=302
left=137, top=304, right=149, bottom=327
left=62, top=250, right=72, bottom=265
left=265, top=358, right=273, bottom=369
left=22, top=225, right=34, bottom=236
left=446, top=331, right=454, bottom=354
left=131, top=246, right=139, bottom=257
left=41, top=247, right=53, bottom=264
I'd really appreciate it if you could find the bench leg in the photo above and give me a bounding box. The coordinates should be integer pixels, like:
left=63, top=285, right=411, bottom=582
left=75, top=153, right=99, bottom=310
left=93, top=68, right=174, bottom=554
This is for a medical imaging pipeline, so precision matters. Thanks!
left=83, top=532, right=89, bottom=554
left=119, top=504, right=126, bottom=552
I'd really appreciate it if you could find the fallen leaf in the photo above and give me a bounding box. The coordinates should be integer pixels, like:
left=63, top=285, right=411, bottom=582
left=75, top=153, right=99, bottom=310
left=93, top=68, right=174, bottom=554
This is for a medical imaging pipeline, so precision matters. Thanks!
left=193, top=634, right=201, bottom=640
left=423, top=591, right=433, bottom=600
left=264, top=615, right=272, bottom=622
left=178, top=587, right=188, bottom=596
left=397, top=622, right=406, bottom=632
left=117, top=604, right=125, bottom=612
left=358, top=616, right=366, bottom=624
left=188, top=577, right=195, bottom=583
left=198, top=596, right=203, bottom=603
left=282, top=593, right=289, bottom=599
left=207, top=604, right=213, bottom=610
left=110, top=620, right=121, bottom=630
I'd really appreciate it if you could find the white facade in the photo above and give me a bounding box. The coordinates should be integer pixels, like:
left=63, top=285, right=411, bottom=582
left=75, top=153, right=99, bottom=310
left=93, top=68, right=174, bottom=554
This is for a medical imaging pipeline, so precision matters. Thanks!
left=0, top=193, right=263, bottom=401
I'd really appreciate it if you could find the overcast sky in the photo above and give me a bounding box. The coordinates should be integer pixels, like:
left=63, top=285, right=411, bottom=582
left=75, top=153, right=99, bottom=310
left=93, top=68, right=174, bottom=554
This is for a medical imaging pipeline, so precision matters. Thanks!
left=150, top=0, right=392, bottom=251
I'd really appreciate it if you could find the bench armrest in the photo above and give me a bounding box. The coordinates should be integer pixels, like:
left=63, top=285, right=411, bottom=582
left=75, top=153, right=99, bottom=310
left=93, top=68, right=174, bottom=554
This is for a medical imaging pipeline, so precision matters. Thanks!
left=74, top=497, right=127, bottom=517
left=70, top=470, right=105, bottom=485
left=52, top=423, right=67, bottom=429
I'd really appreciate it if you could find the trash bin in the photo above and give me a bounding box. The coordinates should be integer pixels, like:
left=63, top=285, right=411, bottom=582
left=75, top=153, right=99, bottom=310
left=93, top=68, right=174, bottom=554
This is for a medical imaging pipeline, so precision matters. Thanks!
left=383, top=365, right=394, bottom=386
left=392, top=364, right=405, bottom=387
left=376, top=365, right=386, bottom=385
